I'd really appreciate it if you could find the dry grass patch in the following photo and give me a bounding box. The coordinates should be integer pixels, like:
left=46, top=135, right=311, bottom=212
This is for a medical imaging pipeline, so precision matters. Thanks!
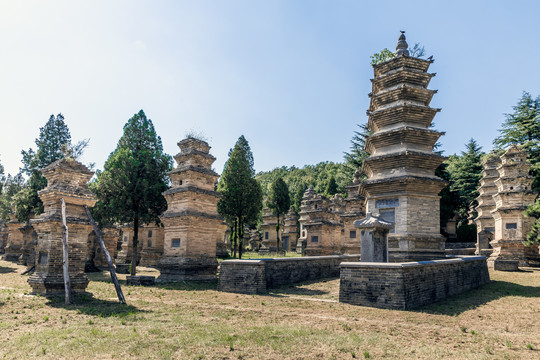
left=0, top=260, right=538, bottom=359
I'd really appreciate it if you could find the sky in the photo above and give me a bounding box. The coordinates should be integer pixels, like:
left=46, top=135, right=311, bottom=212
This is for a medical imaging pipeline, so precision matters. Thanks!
left=1, top=1, right=539, bottom=177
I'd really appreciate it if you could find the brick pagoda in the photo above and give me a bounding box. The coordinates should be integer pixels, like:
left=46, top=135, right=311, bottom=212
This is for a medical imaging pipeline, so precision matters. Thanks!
left=359, top=32, right=447, bottom=261
left=28, top=158, right=96, bottom=295
left=488, top=146, right=536, bottom=267
left=474, top=153, right=501, bottom=256
left=157, top=137, right=221, bottom=281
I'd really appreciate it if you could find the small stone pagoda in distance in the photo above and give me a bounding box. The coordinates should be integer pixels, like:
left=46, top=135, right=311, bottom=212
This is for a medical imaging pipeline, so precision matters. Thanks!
left=359, top=32, right=447, bottom=261
left=474, top=153, right=501, bottom=256
left=28, top=158, right=96, bottom=295
left=157, top=137, right=222, bottom=281
left=488, top=146, right=536, bottom=267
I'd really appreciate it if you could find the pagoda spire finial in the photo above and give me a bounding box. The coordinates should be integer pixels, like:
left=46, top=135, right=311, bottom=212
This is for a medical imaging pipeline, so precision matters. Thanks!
left=395, top=31, right=409, bottom=56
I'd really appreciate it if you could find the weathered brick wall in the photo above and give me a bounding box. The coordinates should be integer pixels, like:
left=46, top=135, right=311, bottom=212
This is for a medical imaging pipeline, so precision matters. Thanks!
left=219, top=255, right=361, bottom=294
left=339, top=256, right=490, bottom=310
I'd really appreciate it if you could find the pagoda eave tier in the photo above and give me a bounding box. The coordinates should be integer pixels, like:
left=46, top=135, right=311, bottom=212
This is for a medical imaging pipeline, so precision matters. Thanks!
left=362, top=151, right=445, bottom=175
left=373, top=55, right=433, bottom=77
left=371, top=69, right=435, bottom=94
left=174, top=149, right=216, bottom=163
left=168, top=165, right=219, bottom=177
left=367, top=104, right=440, bottom=132
left=365, top=126, right=443, bottom=154
left=369, top=84, right=437, bottom=110
left=360, top=176, right=448, bottom=196
left=163, top=186, right=220, bottom=197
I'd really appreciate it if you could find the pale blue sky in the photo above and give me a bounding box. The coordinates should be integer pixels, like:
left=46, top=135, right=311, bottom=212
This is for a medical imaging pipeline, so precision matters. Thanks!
left=1, top=1, right=539, bottom=176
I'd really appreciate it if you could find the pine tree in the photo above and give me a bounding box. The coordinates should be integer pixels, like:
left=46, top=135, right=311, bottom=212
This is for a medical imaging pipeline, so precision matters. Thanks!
left=325, top=176, right=338, bottom=197
left=524, top=200, right=540, bottom=246
left=343, top=123, right=370, bottom=180
left=93, top=110, right=172, bottom=276
left=217, top=136, right=263, bottom=259
left=494, top=92, right=540, bottom=191
left=0, top=174, right=24, bottom=220
left=447, top=139, right=484, bottom=226
left=14, top=114, right=87, bottom=221
left=267, top=177, right=290, bottom=251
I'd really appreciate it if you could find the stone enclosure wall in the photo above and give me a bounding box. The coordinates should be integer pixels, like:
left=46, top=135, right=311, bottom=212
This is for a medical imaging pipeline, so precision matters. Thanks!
left=339, top=256, right=490, bottom=310
left=219, top=254, right=361, bottom=294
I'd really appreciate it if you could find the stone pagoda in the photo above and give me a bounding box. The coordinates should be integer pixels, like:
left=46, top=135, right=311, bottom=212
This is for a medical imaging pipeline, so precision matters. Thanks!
left=340, top=170, right=366, bottom=254
left=2, top=212, right=24, bottom=262
left=157, top=137, right=222, bottom=281
left=282, top=209, right=298, bottom=252
left=359, top=32, right=447, bottom=261
left=474, top=152, right=501, bottom=256
left=488, top=146, right=536, bottom=267
left=28, top=158, right=96, bottom=295
left=260, top=208, right=279, bottom=253
left=298, top=188, right=342, bottom=256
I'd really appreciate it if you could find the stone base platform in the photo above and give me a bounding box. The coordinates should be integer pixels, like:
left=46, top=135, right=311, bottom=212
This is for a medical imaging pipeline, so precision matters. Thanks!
left=1, top=253, right=22, bottom=262
left=157, top=256, right=218, bottom=282
left=126, top=275, right=156, bottom=286
left=28, top=273, right=89, bottom=295
left=115, top=263, right=131, bottom=274
left=339, top=256, right=490, bottom=310
left=492, top=259, right=519, bottom=271
left=218, top=254, right=361, bottom=294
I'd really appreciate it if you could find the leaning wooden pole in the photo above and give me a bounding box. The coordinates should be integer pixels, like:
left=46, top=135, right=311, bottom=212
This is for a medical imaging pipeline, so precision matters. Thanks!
left=84, top=206, right=126, bottom=304
left=61, top=198, right=72, bottom=305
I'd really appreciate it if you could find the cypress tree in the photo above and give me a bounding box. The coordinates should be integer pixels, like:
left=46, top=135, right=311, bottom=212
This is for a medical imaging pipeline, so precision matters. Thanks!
left=217, top=136, right=263, bottom=259
left=93, top=110, right=172, bottom=276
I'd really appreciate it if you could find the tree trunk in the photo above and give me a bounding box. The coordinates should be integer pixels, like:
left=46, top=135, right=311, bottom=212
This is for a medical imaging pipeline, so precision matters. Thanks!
left=229, top=224, right=235, bottom=257
left=84, top=206, right=126, bottom=304
left=60, top=198, right=72, bottom=305
left=276, top=213, right=280, bottom=252
left=131, top=216, right=139, bottom=276
left=233, top=218, right=238, bottom=259
left=238, top=220, right=243, bottom=259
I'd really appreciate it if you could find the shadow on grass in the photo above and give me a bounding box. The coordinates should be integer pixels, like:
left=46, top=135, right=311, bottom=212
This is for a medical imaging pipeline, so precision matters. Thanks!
left=419, top=280, right=540, bottom=316
left=45, top=292, right=146, bottom=318
left=0, top=265, right=17, bottom=274
left=86, top=270, right=218, bottom=291
left=267, top=277, right=336, bottom=297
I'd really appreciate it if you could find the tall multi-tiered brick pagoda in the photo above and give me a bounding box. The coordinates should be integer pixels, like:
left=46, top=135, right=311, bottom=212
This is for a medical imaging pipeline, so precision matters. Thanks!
left=157, top=137, right=221, bottom=281
left=360, top=32, right=447, bottom=261
left=474, top=153, right=501, bottom=256
left=488, top=146, right=536, bottom=267
left=28, top=158, right=96, bottom=295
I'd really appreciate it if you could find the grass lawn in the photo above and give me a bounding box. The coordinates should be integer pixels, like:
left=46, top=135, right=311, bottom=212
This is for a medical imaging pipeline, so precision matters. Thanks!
left=0, top=259, right=539, bottom=359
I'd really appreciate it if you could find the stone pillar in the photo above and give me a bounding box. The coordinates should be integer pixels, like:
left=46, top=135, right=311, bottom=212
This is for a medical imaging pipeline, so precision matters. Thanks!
left=488, top=146, right=536, bottom=268
left=28, top=158, right=95, bottom=295
left=355, top=213, right=394, bottom=262
left=157, top=137, right=221, bottom=282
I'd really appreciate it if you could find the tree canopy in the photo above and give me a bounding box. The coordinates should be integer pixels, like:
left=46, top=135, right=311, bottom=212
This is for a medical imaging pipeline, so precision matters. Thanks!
left=14, top=114, right=87, bottom=222
left=92, top=110, right=172, bottom=275
left=446, top=139, right=484, bottom=226
left=494, top=92, right=540, bottom=191
left=267, top=177, right=290, bottom=250
left=217, top=135, right=263, bottom=259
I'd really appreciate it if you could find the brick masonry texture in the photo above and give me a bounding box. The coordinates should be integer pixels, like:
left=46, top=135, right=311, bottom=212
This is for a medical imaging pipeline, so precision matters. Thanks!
left=218, top=255, right=361, bottom=294
left=339, top=256, right=490, bottom=310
